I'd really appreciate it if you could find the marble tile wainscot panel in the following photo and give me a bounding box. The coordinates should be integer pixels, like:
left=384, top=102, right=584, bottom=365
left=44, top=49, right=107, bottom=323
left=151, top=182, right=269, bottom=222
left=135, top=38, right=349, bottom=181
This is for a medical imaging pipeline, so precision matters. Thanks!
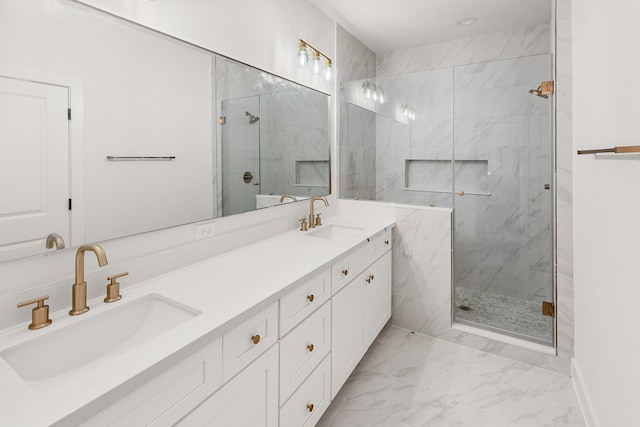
left=390, top=207, right=453, bottom=337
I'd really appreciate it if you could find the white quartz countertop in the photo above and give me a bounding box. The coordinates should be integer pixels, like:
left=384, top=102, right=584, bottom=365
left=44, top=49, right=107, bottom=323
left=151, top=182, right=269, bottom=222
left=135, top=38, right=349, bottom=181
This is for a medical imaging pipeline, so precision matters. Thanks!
left=0, top=215, right=394, bottom=426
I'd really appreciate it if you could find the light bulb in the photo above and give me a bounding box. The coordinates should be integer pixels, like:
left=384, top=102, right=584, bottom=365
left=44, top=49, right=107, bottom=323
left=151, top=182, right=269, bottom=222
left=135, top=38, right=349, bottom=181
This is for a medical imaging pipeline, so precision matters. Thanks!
left=364, top=84, right=371, bottom=99
left=378, top=89, right=385, bottom=104
left=296, top=41, right=308, bottom=67
left=311, top=51, right=321, bottom=74
left=324, top=61, right=333, bottom=81
left=373, top=89, right=378, bottom=102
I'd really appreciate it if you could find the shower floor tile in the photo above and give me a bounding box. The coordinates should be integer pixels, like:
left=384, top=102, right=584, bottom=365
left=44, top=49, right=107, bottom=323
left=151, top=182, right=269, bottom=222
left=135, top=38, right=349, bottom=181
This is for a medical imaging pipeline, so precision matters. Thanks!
left=454, top=287, right=553, bottom=343
left=317, top=325, right=584, bottom=427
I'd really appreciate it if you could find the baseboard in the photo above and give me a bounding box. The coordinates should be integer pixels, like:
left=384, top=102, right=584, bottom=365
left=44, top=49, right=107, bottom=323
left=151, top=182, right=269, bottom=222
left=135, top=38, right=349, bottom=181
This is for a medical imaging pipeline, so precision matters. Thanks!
left=571, top=358, right=600, bottom=427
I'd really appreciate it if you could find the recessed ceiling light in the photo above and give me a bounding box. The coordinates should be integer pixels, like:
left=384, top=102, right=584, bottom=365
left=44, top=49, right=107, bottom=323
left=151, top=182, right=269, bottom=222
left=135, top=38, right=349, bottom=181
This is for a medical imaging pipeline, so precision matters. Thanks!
left=457, top=17, right=477, bottom=26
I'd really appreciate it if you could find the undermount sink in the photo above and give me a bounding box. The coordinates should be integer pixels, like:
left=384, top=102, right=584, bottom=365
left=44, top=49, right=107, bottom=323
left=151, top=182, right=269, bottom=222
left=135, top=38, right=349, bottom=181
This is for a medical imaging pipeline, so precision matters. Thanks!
left=305, top=224, right=365, bottom=240
left=1, top=294, right=199, bottom=390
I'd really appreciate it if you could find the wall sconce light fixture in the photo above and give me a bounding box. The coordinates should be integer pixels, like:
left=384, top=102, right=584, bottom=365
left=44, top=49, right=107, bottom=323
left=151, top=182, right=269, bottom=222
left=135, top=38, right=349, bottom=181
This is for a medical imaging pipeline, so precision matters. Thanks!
left=296, top=39, right=333, bottom=81
left=362, top=81, right=385, bottom=104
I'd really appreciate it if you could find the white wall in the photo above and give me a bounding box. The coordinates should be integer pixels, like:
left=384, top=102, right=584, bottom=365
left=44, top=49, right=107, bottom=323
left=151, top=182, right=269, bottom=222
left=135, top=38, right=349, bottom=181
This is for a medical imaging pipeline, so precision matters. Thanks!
left=76, top=0, right=334, bottom=96
left=573, top=0, right=640, bottom=425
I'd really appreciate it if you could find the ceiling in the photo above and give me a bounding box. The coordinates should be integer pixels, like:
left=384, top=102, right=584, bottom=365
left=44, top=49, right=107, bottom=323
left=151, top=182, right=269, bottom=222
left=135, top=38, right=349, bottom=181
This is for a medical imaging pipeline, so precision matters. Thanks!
left=309, top=0, right=552, bottom=54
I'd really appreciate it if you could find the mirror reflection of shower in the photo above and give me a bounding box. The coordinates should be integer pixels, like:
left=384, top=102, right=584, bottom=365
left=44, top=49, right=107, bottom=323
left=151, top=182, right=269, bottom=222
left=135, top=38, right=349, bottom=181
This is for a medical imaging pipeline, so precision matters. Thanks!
left=246, top=111, right=260, bottom=124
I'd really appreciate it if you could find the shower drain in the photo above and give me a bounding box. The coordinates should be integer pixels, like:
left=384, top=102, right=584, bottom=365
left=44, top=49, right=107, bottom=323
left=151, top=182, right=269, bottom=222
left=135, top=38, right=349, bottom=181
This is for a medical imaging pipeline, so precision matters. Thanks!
left=457, top=305, right=472, bottom=311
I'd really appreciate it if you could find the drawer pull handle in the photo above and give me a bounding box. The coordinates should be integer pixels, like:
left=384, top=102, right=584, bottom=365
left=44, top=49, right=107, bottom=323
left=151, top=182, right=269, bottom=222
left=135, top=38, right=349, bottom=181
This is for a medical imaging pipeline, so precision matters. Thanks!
left=307, top=403, right=314, bottom=412
left=307, top=343, right=314, bottom=352
left=385, top=240, right=389, bottom=245
left=307, top=294, right=315, bottom=302
left=342, top=269, right=348, bottom=276
left=251, top=335, right=261, bottom=345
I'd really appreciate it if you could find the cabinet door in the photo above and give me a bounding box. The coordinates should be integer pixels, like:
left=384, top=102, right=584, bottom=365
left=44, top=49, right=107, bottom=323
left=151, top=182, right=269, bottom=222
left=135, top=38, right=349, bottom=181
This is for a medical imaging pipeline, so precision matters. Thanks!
left=177, top=345, right=278, bottom=427
left=331, top=276, right=364, bottom=398
left=364, top=251, right=392, bottom=346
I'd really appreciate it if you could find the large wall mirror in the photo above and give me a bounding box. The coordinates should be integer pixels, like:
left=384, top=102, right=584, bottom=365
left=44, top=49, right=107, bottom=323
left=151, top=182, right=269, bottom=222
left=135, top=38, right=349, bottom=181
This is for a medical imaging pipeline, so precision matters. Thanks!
left=0, top=0, right=330, bottom=263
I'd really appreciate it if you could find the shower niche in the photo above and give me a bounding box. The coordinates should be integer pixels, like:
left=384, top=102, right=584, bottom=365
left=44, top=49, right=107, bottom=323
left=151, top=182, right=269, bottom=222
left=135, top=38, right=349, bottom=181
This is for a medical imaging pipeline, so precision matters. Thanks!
left=404, top=159, right=489, bottom=195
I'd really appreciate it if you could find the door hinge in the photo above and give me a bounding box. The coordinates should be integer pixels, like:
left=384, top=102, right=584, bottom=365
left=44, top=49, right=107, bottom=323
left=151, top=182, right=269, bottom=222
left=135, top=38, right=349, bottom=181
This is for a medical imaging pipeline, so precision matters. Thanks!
left=68, top=198, right=72, bottom=210
left=68, top=108, right=71, bottom=120
left=542, top=301, right=554, bottom=317
left=541, top=81, right=554, bottom=96
left=219, top=116, right=226, bottom=125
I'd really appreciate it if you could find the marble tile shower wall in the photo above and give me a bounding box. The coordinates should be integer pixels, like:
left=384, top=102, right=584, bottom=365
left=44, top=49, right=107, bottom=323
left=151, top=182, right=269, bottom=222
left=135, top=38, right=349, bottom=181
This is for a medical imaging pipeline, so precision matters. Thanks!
left=554, top=0, right=575, bottom=376
left=221, top=96, right=260, bottom=216
left=372, top=54, right=552, bottom=303
left=375, top=68, right=454, bottom=208
left=376, top=24, right=550, bottom=77
left=341, top=104, right=377, bottom=200
left=260, top=90, right=330, bottom=198
left=453, top=55, right=553, bottom=303
left=337, top=24, right=377, bottom=200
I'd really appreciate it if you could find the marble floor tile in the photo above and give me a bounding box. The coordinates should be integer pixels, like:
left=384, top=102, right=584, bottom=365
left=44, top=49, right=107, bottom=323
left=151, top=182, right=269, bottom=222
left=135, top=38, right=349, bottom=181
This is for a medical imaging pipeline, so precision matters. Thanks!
left=318, top=325, right=585, bottom=427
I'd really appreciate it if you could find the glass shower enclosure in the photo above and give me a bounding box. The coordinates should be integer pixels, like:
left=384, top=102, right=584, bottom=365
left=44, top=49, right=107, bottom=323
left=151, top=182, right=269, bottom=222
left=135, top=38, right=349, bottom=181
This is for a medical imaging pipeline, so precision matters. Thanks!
left=340, top=54, right=554, bottom=345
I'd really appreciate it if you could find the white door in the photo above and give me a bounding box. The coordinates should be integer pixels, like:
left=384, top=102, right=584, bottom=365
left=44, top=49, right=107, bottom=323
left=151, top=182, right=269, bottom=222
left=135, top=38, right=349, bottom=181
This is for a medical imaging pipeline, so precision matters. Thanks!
left=0, top=76, right=70, bottom=261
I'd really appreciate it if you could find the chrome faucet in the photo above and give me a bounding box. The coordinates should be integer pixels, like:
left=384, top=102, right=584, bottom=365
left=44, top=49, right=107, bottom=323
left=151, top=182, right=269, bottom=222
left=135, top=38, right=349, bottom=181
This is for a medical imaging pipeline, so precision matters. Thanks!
left=308, top=196, right=329, bottom=229
left=279, top=194, right=297, bottom=203
left=69, top=244, right=108, bottom=315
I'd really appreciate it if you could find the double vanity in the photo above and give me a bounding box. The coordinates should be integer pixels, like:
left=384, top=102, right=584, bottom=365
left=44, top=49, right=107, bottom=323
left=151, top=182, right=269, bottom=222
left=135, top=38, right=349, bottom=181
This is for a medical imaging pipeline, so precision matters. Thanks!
left=0, top=215, right=394, bottom=426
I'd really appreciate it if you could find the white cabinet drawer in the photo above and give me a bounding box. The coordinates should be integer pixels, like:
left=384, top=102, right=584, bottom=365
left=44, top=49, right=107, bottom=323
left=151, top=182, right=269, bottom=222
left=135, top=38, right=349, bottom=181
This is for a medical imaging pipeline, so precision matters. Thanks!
left=223, top=302, right=278, bottom=382
left=279, top=301, right=331, bottom=404
left=331, top=254, right=353, bottom=294
left=372, top=228, right=392, bottom=256
left=331, top=243, right=373, bottom=295
left=279, top=354, right=331, bottom=427
left=280, top=268, right=330, bottom=336
left=82, top=337, right=222, bottom=427
left=331, top=228, right=392, bottom=296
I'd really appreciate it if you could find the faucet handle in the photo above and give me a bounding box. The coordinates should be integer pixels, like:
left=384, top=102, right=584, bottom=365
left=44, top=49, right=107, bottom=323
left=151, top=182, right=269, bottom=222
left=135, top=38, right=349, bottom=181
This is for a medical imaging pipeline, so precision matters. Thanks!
left=17, top=295, right=52, bottom=330
left=315, top=213, right=322, bottom=226
left=104, top=272, right=128, bottom=303
left=299, top=218, right=308, bottom=231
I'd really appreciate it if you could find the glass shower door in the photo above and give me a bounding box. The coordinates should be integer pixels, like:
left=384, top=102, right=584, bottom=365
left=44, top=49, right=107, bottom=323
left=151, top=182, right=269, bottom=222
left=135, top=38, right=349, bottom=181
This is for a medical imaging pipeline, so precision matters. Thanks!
left=452, top=54, right=554, bottom=345
left=221, top=96, right=261, bottom=216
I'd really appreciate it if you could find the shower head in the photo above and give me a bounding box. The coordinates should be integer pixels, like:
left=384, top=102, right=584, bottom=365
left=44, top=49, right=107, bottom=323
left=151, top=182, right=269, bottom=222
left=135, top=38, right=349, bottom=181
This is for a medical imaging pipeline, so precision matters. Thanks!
left=529, top=86, right=549, bottom=99
left=245, top=111, right=260, bottom=124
